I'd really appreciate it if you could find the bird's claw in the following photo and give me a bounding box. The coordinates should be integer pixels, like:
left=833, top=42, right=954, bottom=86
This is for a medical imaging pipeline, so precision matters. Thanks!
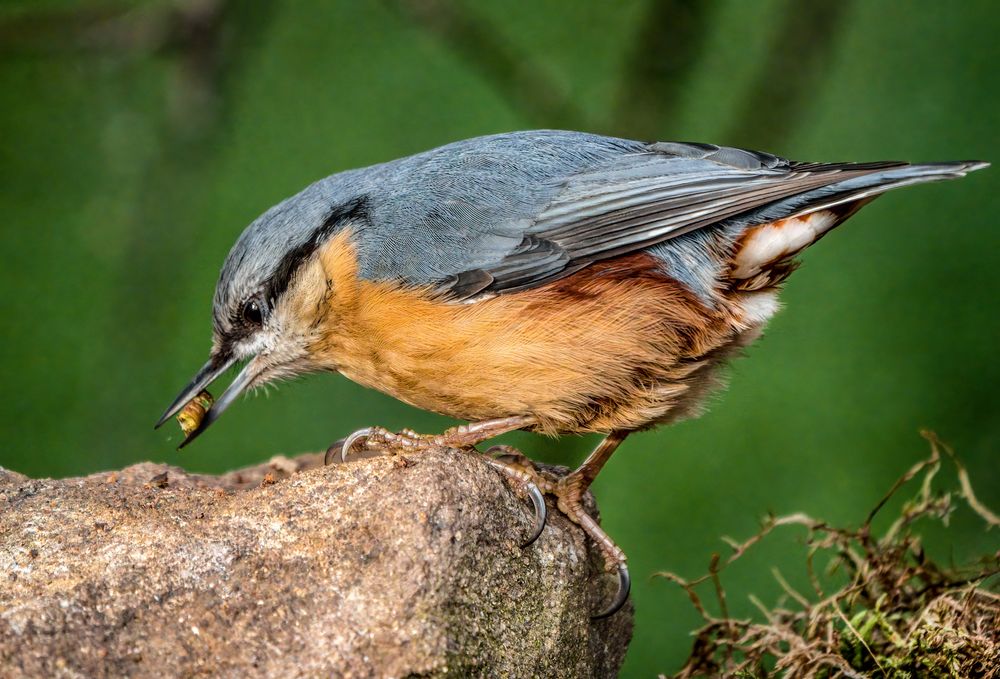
left=522, top=482, right=547, bottom=548
left=592, top=562, right=631, bottom=619
left=325, top=425, right=430, bottom=465
left=323, top=427, right=378, bottom=465
left=486, top=445, right=551, bottom=549
left=340, top=426, right=375, bottom=462
left=488, top=460, right=549, bottom=549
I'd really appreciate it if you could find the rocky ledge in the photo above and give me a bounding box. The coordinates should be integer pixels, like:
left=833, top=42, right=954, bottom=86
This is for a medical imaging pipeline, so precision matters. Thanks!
left=0, top=447, right=632, bottom=678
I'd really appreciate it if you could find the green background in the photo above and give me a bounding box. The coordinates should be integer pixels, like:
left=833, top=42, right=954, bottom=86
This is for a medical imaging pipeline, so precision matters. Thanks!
left=1, top=1, right=997, bottom=675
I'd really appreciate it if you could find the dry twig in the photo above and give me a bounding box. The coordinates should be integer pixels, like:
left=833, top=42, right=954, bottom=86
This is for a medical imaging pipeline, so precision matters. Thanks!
left=661, top=433, right=1000, bottom=678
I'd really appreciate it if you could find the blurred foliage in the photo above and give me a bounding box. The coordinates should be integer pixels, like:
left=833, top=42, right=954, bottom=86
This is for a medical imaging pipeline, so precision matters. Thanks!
left=0, top=1, right=997, bottom=675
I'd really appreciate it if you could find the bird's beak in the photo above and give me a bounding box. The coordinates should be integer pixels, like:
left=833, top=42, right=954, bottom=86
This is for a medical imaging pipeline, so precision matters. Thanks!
left=155, top=352, right=264, bottom=448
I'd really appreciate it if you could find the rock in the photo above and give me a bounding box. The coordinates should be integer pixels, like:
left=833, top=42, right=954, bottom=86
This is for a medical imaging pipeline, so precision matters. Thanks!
left=0, top=447, right=632, bottom=678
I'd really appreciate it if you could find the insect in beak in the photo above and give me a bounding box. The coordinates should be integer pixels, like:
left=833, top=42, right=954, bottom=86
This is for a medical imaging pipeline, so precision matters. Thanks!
left=155, top=352, right=262, bottom=448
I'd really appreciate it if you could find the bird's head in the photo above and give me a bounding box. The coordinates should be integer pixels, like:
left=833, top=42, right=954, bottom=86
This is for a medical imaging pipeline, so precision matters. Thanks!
left=156, top=190, right=369, bottom=447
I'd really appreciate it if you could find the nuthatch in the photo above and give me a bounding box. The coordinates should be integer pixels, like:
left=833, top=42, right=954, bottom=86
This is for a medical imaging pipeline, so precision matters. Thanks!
left=156, top=130, right=986, bottom=617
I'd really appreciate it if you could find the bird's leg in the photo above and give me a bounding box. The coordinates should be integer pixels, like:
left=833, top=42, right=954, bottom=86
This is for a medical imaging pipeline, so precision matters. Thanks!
left=558, top=431, right=631, bottom=618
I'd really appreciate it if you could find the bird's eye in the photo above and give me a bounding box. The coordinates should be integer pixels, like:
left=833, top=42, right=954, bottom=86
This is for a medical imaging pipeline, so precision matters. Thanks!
left=241, top=299, right=263, bottom=326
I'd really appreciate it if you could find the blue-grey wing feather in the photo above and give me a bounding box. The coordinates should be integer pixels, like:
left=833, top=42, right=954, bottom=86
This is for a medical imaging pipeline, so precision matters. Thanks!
left=364, top=132, right=900, bottom=298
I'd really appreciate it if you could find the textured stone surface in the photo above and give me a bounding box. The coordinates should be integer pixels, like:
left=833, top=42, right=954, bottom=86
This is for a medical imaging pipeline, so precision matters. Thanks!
left=0, top=448, right=632, bottom=678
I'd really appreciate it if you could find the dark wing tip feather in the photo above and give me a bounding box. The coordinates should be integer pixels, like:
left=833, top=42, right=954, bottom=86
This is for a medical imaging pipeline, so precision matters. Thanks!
left=440, top=269, right=494, bottom=300
left=647, top=141, right=789, bottom=170
left=948, top=160, right=989, bottom=173
left=458, top=236, right=569, bottom=294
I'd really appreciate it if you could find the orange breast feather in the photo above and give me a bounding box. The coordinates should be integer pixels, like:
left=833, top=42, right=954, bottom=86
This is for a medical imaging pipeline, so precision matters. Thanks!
left=304, top=230, right=752, bottom=435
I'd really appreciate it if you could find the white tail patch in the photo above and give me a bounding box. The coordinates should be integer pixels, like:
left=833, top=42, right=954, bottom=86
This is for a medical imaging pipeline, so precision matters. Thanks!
left=731, top=210, right=839, bottom=279
left=735, top=290, right=781, bottom=327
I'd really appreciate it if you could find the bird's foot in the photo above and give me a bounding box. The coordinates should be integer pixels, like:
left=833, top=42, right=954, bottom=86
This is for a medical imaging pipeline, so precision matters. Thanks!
left=482, top=445, right=549, bottom=548
left=326, top=416, right=533, bottom=465
left=326, top=421, right=629, bottom=617
left=323, top=425, right=430, bottom=464
left=485, top=445, right=630, bottom=619
left=325, top=418, right=545, bottom=547
left=553, top=469, right=630, bottom=618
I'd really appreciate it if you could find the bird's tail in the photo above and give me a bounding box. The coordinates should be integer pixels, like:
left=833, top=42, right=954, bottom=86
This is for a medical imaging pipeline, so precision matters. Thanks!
left=729, top=160, right=989, bottom=285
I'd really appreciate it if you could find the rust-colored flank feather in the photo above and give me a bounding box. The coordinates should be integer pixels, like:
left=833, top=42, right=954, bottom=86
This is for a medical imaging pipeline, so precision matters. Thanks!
left=280, top=228, right=786, bottom=436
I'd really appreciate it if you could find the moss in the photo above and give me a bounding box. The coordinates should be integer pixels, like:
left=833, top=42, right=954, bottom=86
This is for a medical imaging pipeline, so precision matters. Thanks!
left=663, top=432, right=999, bottom=678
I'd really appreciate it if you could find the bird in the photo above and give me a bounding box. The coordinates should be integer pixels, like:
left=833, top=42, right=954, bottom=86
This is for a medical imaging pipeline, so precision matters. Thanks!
left=156, top=130, right=986, bottom=618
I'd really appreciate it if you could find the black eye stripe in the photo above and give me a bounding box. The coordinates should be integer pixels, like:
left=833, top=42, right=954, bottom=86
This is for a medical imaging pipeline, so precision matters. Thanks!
left=217, top=196, right=370, bottom=349
left=262, top=196, right=370, bottom=307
